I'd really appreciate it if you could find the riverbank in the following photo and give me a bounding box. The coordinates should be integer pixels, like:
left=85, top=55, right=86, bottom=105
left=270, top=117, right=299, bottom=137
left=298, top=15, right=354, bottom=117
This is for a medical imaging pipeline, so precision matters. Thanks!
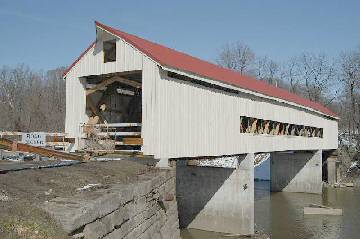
left=0, top=160, right=179, bottom=239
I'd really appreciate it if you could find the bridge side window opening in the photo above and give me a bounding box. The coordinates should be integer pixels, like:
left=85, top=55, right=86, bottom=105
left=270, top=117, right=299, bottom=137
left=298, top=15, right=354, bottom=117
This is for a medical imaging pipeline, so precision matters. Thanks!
left=103, top=39, right=116, bottom=63
left=240, top=116, right=323, bottom=138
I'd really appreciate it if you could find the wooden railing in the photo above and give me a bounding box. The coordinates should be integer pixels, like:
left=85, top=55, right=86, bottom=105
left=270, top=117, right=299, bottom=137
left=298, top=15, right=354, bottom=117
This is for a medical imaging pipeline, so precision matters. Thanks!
left=80, top=123, right=142, bottom=153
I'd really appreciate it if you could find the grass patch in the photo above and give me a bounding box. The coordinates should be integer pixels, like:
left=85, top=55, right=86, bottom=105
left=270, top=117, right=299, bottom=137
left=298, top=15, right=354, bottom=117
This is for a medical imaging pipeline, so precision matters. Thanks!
left=0, top=202, right=68, bottom=239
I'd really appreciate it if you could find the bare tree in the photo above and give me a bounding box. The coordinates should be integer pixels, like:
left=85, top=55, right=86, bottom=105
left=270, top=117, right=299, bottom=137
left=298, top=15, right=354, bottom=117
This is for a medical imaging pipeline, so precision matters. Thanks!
left=254, top=56, right=268, bottom=80
left=339, top=49, right=360, bottom=136
left=280, top=58, right=302, bottom=94
left=0, top=65, right=66, bottom=132
left=216, top=42, right=255, bottom=75
left=254, top=56, right=280, bottom=86
left=297, top=53, right=337, bottom=104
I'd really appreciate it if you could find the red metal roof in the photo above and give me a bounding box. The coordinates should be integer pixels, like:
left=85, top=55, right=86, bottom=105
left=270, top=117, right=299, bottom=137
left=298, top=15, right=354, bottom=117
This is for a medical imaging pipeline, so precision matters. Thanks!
left=64, top=21, right=338, bottom=118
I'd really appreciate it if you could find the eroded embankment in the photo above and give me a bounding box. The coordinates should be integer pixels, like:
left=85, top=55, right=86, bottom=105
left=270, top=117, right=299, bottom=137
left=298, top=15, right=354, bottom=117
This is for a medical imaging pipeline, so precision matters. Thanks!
left=0, top=160, right=180, bottom=239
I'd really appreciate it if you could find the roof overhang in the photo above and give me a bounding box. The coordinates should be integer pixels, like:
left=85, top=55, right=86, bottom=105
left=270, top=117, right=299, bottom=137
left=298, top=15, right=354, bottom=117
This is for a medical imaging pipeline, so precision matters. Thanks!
left=162, top=65, right=339, bottom=120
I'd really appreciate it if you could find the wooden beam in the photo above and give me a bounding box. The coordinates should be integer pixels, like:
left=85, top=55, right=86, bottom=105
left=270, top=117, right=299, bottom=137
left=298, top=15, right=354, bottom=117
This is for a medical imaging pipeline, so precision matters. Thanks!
left=187, top=159, right=200, bottom=166
left=112, top=76, right=141, bottom=89
left=86, top=76, right=141, bottom=96
left=123, top=137, right=143, bottom=145
left=95, top=123, right=142, bottom=127
left=0, top=138, right=83, bottom=161
left=86, top=78, right=117, bottom=96
left=96, top=132, right=141, bottom=136
left=87, top=149, right=143, bottom=156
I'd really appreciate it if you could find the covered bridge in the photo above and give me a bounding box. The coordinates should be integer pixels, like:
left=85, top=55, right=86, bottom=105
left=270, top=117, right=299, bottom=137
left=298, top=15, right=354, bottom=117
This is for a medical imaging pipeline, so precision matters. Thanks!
left=63, top=21, right=338, bottom=159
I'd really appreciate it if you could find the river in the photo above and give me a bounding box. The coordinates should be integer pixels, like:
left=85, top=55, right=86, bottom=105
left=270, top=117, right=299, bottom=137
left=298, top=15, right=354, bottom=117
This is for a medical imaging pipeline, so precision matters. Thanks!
left=181, top=181, right=360, bottom=239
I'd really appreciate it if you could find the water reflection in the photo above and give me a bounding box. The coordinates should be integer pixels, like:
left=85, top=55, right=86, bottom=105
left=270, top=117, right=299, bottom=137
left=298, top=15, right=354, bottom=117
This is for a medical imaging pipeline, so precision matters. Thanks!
left=182, top=181, right=360, bottom=239
left=255, top=181, right=360, bottom=239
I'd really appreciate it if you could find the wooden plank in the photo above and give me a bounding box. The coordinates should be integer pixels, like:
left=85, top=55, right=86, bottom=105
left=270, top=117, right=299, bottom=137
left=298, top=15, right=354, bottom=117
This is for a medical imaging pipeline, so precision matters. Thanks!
left=86, top=78, right=117, bottom=96
left=123, top=138, right=143, bottom=145
left=92, top=123, right=141, bottom=127
left=187, top=159, right=200, bottom=166
left=96, top=132, right=141, bottom=136
left=46, top=136, right=64, bottom=142
left=0, top=138, right=83, bottom=161
left=46, top=142, right=70, bottom=146
left=304, top=207, right=342, bottom=215
left=309, top=204, right=331, bottom=209
left=87, top=150, right=143, bottom=156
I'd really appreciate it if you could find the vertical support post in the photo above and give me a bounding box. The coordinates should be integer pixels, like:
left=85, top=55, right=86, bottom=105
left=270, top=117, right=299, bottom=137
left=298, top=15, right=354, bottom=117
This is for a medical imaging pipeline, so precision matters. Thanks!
left=327, top=153, right=340, bottom=185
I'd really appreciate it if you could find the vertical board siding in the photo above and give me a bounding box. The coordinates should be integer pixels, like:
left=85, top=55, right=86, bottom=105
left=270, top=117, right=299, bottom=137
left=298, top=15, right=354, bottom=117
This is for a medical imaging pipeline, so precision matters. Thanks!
left=153, top=74, right=338, bottom=159
left=141, top=57, right=161, bottom=156
left=65, top=31, right=143, bottom=78
left=65, top=73, right=87, bottom=149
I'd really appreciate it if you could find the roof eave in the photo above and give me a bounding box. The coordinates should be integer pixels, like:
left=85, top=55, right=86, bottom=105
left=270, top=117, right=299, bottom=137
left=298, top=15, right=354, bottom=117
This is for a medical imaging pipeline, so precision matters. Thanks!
left=162, top=65, right=339, bottom=120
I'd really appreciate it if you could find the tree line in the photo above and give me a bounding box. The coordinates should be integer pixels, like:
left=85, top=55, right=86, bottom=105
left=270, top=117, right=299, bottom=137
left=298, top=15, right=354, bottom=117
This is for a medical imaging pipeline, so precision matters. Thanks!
left=0, top=65, right=66, bottom=132
left=217, top=42, right=360, bottom=138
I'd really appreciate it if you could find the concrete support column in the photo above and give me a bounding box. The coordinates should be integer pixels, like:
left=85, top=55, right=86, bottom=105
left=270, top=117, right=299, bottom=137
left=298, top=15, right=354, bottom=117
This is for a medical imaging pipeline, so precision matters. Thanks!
left=176, top=153, right=254, bottom=235
left=327, top=155, right=340, bottom=185
left=270, top=150, right=322, bottom=194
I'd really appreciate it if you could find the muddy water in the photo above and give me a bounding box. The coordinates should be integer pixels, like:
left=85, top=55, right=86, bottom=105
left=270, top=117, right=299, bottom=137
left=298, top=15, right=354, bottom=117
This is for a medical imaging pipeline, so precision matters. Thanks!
left=181, top=181, right=360, bottom=239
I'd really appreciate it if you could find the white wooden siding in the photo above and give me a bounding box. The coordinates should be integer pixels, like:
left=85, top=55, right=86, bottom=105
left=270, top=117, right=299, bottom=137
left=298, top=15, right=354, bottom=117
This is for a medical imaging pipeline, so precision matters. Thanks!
left=141, top=57, right=161, bottom=156
left=65, top=32, right=338, bottom=157
left=65, top=73, right=87, bottom=146
left=145, top=71, right=338, bottom=159
left=65, top=30, right=143, bottom=78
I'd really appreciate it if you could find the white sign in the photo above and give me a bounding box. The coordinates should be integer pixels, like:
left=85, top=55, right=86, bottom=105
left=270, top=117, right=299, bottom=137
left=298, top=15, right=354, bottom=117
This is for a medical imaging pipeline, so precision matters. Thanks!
left=21, top=132, right=46, bottom=146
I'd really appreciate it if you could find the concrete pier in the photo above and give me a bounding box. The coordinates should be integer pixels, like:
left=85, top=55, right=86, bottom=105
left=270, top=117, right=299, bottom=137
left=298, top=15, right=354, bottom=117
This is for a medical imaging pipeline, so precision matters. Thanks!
left=327, top=153, right=340, bottom=185
left=176, top=153, right=254, bottom=235
left=270, top=150, right=322, bottom=194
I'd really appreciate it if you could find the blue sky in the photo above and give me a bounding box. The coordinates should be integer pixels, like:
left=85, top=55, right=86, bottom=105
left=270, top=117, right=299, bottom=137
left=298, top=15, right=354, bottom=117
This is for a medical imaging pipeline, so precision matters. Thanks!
left=0, top=0, right=359, bottom=71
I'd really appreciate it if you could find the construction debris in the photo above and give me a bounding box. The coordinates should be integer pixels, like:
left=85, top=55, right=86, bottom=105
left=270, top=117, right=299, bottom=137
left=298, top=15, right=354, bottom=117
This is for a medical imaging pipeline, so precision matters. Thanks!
left=80, top=123, right=142, bottom=155
left=304, top=204, right=343, bottom=215
left=0, top=138, right=83, bottom=161
left=334, top=182, right=354, bottom=188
